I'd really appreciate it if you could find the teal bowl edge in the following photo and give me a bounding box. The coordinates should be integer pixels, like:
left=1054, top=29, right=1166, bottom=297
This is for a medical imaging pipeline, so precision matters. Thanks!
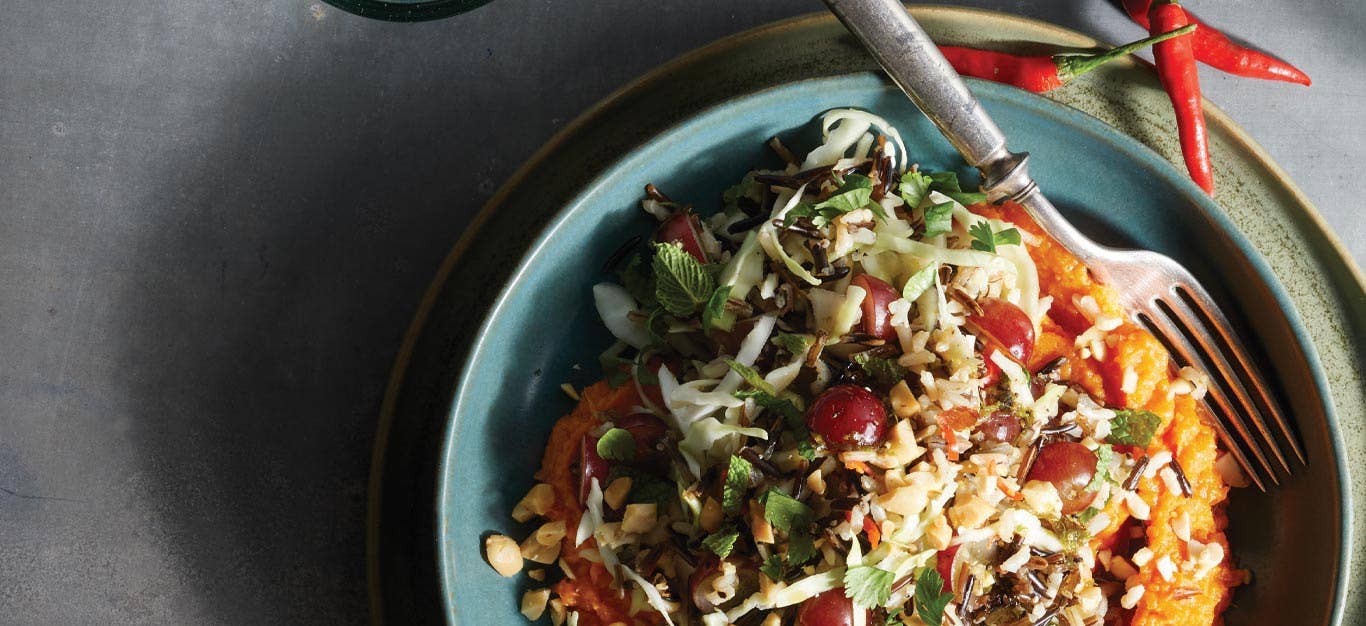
left=435, top=73, right=1348, bottom=625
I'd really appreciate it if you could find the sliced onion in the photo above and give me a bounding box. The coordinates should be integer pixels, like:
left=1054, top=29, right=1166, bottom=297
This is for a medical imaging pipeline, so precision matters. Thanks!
left=593, top=283, right=650, bottom=349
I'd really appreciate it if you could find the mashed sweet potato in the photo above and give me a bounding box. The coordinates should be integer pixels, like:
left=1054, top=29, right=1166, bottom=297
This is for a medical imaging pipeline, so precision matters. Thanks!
left=983, top=202, right=1242, bottom=625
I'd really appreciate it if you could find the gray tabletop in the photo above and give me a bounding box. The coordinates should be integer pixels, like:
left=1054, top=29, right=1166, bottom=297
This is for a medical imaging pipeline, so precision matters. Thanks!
left=1, top=1, right=1361, bottom=624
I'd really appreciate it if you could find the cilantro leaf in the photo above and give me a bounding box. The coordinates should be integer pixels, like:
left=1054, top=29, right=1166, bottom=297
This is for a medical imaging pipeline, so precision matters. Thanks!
left=760, top=554, right=785, bottom=581
left=968, top=222, right=1022, bottom=253
left=652, top=242, right=716, bottom=316
left=702, top=284, right=734, bottom=332
left=923, top=201, right=954, bottom=237
left=608, top=465, right=676, bottom=507
left=927, top=171, right=964, bottom=193
left=786, top=532, right=818, bottom=568
left=722, top=172, right=763, bottom=212
left=760, top=488, right=814, bottom=533
left=853, top=351, right=909, bottom=387
left=774, top=332, right=815, bottom=358
left=600, top=354, right=633, bottom=388
left=785, top=173, right=878, bottom=228
left=913, top=567, right=954, bottom=626
left=1085, top=444, right=1115, bottom=493
left=845, top=565, right=895, bottom=609
left=945, top=190, right=987, bottom=205
left=724, top=359, right=776, bottom=396
left=898, top=171, right=933, bottom=208
left=733, top=389, right=813, bottom=459
left=722, top=454, right=754, bottom=515
left=1107, top=409, right=1163, bottom=447
left=701, top=526, right=740, bottom=558
left=817, top=173, right=874, bottom=214
left=902, top=263, right=938, bottom=302
left=596, top=428, right=636, bottom=461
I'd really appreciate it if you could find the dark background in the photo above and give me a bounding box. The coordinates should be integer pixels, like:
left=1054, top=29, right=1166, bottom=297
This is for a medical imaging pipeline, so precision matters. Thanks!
left=1, top=1, right=1361, bottom=624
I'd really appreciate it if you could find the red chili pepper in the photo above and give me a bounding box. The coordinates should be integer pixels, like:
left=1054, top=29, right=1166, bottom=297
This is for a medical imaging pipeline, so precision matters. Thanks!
left=1150, top=0, right=1214, bottom=194
left=939, top=24, right=1194, bottom=93
left=1123, top=0, right=1310, bottom=86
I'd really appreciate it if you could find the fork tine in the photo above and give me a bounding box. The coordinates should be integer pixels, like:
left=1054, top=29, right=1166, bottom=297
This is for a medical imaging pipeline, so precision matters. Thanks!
left=1134, top=308, right=1274, bottom=491
left=1156, top=291, right=1295, bottom=474
left=1172, top=284, right=1307, bottom=465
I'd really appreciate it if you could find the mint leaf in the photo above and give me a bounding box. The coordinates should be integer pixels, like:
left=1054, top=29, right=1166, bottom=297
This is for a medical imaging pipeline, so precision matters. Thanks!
left=702, top=284, right=734, bottom=332
left=1107, top=409, right=1163, bottom=447
left=618, top=253, right=656, bottom=308
left=1085, top=444, right=1115, bottom=493
left=913, top=567, right=954, bottom=626
left=760, top=488, right=814, bottom=533
left=760, top=553, right=785, bottom=581
left=723, top=455, right=754, bottom=515
left=968, top=222, right=1021, bottom=253
left=702, top=526, right=740, bottom=558
left=1046, top=515, right=1090, bottom=552
left=724, top=359, right=776, bottom=396
left=596, top=428, right=636, bottom=461
left=652, top=242, right=716, bottom=316
left=845, top=565, right=895, bottom=609
left=853, top=351, right=908, bottom=387
left=774, top=332, right=815, bottom=358
left=884, top=608, right=905, bottom=626
left=923, top=201, right=954, bottom=237
left=899, top=171, right=933, bottom=208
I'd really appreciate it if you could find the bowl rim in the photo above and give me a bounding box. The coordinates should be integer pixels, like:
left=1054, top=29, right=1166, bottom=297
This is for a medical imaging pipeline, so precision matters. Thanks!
left=433, top=71, right=1348, bottom=624
left=365, top=7, right=1359, bottom=624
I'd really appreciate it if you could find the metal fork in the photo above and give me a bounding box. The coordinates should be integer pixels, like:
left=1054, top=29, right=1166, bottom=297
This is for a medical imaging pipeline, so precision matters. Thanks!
left=823, top=0, right=1304, bottom=490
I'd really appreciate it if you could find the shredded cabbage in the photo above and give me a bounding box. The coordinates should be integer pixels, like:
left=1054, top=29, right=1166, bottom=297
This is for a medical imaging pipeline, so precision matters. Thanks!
left=592, top=283, right=650, bottom=349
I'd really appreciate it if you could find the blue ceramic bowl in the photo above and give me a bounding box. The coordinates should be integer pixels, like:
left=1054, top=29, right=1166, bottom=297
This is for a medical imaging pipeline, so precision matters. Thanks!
left=434, top=75, right=1345, bottom=624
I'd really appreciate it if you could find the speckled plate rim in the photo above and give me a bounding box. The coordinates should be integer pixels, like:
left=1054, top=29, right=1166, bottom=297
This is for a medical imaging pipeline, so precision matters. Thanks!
left=367, top=6, right=1365, bottom=624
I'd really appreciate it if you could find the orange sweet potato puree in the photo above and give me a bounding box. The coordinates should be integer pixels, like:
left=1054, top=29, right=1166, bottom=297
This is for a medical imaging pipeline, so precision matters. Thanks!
left=983, top=202, right=1242, bottom=625
left=537, top=381, right=663, bottom=626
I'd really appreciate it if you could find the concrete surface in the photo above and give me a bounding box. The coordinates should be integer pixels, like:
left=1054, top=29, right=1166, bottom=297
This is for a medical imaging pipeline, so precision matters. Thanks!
left=0, top=0, right=1361, bottom=624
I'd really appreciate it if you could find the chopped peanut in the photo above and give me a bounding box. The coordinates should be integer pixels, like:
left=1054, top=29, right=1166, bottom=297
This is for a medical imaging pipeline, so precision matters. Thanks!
left=520, top=588, right=550, bottom=620
left=603, top=477, right=632, bottom=510
left=534, top=520, right=567, bottom=546
left=520, top=533, right=562, bottom=564
left=621, top=503, right=658, bottom=534
left=512, top=483, right=556, bottom=522
left=749, top=501, right=774, bottom=544
left=484, top=534, right=523, bottom=577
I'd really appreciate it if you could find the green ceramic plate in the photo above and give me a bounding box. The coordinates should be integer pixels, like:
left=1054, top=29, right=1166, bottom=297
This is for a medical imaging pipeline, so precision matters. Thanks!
left=368, top=7, right=1364, bottom=625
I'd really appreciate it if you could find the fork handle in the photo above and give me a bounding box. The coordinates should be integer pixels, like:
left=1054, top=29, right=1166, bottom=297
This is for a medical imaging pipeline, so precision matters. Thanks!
left=823, top=0, right=1105, bottom=262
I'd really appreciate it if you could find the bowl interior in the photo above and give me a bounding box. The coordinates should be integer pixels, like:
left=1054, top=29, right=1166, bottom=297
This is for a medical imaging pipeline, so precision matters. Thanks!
left=437, top=75, right=1344, bottom=624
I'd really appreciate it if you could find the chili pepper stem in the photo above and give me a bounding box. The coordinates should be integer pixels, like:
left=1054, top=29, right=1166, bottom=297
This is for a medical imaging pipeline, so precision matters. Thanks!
left=1054, top=24, right=1197, bottom=81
